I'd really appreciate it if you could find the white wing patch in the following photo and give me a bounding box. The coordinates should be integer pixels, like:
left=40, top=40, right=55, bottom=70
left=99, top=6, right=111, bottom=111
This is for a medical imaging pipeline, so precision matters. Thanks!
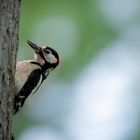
left=15, top=60, right=41, bottom=95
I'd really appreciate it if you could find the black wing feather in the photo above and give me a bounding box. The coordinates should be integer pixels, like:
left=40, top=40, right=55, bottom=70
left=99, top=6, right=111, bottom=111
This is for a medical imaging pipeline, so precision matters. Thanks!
left=14, top=69, right=42, bottom=114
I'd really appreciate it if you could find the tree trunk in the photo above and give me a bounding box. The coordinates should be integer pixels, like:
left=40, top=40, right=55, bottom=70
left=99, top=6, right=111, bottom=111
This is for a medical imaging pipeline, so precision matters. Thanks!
left=0, top=0, right=21, bottom=139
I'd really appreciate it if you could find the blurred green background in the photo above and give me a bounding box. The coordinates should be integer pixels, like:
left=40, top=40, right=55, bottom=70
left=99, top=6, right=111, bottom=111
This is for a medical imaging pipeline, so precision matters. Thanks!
left=13, top=0, right=140, bottom=140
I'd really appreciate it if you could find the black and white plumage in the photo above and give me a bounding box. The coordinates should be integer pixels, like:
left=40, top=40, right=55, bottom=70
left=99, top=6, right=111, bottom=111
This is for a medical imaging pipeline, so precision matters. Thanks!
left=14, top=40, right=59, bottom=114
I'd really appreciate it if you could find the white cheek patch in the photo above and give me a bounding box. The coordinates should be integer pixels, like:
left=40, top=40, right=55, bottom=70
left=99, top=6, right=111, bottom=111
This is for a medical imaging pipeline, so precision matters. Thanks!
left=45, top=53, right=57, bottom=64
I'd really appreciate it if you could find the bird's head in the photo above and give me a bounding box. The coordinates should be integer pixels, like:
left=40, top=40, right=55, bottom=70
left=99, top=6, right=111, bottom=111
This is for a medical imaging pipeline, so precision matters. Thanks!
left=27, top=40, right=59, bottom=70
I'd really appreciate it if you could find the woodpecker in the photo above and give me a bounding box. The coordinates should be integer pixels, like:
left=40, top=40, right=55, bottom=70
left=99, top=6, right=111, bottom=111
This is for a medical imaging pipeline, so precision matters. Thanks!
left=14, top=40, right=59, bottom=114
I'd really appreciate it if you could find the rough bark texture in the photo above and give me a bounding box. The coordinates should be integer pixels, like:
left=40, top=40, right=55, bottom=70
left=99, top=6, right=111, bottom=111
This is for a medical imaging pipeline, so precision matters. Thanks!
left=0, top=0, right=20, bottom=139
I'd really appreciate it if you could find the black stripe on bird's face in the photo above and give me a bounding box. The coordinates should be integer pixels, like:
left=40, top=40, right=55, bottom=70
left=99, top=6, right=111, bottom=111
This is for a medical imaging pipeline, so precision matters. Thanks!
left=27, top=40, right=59, bottom=69
left=46, top=47, right=59, bottom=60
left=41, top=46, right=59, bottom=67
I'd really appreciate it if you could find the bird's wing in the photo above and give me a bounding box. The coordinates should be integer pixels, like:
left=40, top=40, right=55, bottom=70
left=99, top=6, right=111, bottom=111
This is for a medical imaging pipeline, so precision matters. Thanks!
left=14, top=69, right=42, bottom=114
left=15, top=60, right=41, bottom=94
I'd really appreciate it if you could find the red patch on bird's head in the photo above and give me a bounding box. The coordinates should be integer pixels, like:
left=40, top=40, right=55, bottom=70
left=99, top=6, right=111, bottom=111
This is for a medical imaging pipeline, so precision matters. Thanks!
left=57, top=58, right=60, bottom=65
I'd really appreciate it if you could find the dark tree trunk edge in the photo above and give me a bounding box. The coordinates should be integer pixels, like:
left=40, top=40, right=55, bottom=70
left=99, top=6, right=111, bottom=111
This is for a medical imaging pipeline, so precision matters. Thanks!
left=0, top=0, right=21, bottom=139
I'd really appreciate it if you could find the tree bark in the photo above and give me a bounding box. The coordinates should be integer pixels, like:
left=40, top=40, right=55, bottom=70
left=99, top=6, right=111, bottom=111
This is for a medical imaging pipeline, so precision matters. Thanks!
left=0, top=0, right=20, bottom=139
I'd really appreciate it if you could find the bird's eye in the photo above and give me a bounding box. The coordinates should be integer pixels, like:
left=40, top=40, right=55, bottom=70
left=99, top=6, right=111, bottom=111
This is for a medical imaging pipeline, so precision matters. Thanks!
left=45, top=50, right=51, bottom=54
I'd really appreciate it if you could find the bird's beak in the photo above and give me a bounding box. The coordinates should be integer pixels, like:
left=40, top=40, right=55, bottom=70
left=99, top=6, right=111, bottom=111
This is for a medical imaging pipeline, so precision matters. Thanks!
left=27, top=40, right=41, bottom=53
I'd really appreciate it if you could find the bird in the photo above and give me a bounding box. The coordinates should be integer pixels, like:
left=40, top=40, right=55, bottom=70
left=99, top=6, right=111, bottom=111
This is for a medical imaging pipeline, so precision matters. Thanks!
left=14, top=40, right=59, bottom=114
